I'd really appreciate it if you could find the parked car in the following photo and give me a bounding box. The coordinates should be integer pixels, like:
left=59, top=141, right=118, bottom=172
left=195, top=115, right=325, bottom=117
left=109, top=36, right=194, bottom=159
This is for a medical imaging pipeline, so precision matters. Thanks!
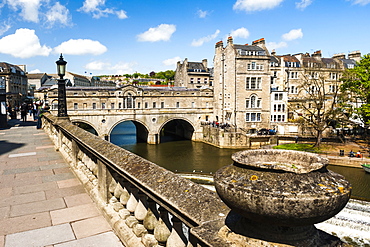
left=257, top=128, right=276, bottom=135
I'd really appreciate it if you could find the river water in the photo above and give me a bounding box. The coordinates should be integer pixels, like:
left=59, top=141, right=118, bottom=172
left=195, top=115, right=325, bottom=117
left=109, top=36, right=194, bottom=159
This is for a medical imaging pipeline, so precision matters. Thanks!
left=110, top=122, right=370, bottom=201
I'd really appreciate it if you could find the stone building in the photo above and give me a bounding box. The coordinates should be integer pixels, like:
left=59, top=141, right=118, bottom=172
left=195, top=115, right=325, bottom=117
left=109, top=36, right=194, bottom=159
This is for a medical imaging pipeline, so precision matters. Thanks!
left=174, top=58, right=212, bottom=89
left=0, top=62, right=28, bottom=107
left=213, top=37, right=272, bottom=133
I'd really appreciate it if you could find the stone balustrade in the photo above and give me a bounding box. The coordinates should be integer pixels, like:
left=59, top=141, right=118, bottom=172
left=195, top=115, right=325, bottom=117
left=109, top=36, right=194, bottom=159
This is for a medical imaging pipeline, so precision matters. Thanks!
left=42, top=113, right=231, bottom=247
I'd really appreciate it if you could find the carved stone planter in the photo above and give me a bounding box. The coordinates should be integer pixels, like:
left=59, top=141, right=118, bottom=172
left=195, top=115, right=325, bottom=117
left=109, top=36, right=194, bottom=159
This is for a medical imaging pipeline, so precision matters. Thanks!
left=214, top=149, right=352, bottom=245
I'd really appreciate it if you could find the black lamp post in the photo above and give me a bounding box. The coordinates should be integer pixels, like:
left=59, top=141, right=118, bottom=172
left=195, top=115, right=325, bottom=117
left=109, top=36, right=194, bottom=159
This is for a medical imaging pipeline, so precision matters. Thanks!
left=56, top=54, right=68, bottom=117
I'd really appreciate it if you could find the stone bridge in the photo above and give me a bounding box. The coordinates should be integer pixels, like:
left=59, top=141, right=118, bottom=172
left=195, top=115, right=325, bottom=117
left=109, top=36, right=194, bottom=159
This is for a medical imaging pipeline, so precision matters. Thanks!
left=45, top=85, right=214, bottom=144
left=62, top=108, right=209, bottom=144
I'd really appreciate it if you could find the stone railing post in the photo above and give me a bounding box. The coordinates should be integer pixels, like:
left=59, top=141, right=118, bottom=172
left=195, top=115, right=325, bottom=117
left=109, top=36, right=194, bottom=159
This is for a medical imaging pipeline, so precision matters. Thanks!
left=97, top=160, right=111, bottom=204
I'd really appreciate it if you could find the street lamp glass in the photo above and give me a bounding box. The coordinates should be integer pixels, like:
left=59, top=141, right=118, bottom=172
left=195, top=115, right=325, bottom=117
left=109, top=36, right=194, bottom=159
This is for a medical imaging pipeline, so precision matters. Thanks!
left=56, top=54, right=67, bottom=79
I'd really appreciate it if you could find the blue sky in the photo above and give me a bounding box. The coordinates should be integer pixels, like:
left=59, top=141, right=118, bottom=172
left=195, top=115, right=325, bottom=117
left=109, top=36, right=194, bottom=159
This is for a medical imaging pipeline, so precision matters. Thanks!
left=0, top=0, right=370, bottom=76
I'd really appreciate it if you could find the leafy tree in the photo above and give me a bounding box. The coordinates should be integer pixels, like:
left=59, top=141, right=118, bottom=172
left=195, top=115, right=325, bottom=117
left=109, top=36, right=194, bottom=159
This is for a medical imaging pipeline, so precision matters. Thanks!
left=340, top=54, right=370, bottom=126
left=154, top=70, right=175, bottom=82
left=289, top=71, right=346, bottom=147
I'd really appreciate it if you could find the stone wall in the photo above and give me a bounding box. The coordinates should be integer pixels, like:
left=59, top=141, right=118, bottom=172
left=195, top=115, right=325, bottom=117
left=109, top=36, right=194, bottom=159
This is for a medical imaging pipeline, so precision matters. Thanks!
left=42, top=113, right=231, bottom=247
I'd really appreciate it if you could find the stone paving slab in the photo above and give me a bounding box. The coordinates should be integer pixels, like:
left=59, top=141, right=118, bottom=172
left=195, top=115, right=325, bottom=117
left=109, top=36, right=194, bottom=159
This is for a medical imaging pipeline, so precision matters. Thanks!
left=0, top=212, right=51, bottom=235
left=54, top=231, right=124, bottom=247
left=72, top=215, right=112, bottom=239
left=51, top=203, right=101, bottom=225
left=0, top=191, right=45, bottom=207
left=4, top=223, right=75, bottom=247
left=64, top=193, right=93, bottom=208
left=0, top=117, right=124, bottom=247
left=10, top=198, right=66, bottom=217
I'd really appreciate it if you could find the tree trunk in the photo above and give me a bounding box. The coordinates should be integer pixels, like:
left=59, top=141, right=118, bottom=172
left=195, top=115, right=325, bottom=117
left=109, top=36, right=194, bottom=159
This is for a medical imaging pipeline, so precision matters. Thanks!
left=313, top=130, right=322, bottom=147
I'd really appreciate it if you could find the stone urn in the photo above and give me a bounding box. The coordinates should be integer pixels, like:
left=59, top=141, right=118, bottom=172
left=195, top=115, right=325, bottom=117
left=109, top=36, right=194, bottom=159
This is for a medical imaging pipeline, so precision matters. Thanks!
left=214, top=149, right=352, bottom=245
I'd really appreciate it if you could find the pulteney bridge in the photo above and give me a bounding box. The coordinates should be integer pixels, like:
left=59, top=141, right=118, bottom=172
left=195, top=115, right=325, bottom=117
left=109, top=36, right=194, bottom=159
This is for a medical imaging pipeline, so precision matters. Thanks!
left=46, top=85, right=214, bottom=144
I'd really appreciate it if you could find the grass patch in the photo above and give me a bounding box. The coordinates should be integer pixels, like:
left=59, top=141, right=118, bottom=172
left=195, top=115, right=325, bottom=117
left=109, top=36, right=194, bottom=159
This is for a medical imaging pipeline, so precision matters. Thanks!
left=273, top=143, right=321, bottom=153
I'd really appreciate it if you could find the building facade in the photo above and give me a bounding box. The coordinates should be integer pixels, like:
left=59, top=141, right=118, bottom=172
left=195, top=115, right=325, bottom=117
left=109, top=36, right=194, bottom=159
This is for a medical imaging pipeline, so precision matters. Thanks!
left=174, top=58, right=212, bottom=89
left=212, top=37, right=272, bottom=133
left=0, top=62, right=28, bottom=107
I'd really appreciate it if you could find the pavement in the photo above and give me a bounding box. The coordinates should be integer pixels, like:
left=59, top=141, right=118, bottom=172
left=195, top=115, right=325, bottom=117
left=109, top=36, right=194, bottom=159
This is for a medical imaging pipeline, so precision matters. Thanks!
left=0, top=115, right=124, bottom=247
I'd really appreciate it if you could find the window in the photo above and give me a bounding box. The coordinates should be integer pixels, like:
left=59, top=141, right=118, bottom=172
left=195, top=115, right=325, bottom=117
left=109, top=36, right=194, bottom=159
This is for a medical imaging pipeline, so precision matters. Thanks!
left=330, top=73, right=337, bottom=80
left=246, top=77, right=261, bottom=89
left=153, top=102, right=156, bottom=108
left=118, top=103, right=122, bottom=109
left=124, top=93, right=135, bottom=108
left=101, top=103, right=106, bottom=109
left=190, top=78, right=194, bottom=84
left=246, top=95, right=261, bottom=108
left=204, top=78, right=208, bottom=84
left=176, top=102, right=180, bottom=108
left=197, top=78, right=201, bottom=84
left=329, top=85, right=337, bottom=93
left=246, top=113, right=261, bottom=122
left=73, top=103, right=78, bottom=110
left=111, top=103, right=115, bottom=109
left=161, top=102, right=164, bottom=108
left=248, top=62, right=264, bottom=70
left=191, top=102, right=195, bottom=108
left=145, top=102, right=148, bottom=108
left=92, top=103, right=96, bottom=109
left=274, top=93, right=283, bottom=101
left=137, top=102, right=141, bottom=108
left=290, top=86, right=298, bottom=94
left=289, top=71, right=298, bottom=79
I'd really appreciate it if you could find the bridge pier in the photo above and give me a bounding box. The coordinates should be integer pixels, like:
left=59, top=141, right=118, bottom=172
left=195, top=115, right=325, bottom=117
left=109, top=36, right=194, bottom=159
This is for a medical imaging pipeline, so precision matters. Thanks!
left=147, top=133, right=159, bottom=144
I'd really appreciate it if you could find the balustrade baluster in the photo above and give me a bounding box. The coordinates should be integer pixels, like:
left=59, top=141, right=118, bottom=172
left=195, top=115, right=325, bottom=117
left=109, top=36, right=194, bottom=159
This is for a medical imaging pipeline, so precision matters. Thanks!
left=133, top=191, right=148, bottom=237
left=154, top=206, right=171, bottom=246
left=166, top=215, right=187, bottom=247
left=126, top=184, right=138, bottom=214
left=143, top=197, right=159, bottom=234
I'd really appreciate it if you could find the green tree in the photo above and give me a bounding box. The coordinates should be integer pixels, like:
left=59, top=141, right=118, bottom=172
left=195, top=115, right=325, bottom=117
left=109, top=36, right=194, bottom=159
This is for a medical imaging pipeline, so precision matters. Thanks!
left=340, top=54, right=370, bottom=126
left=154, top=70, right=175, bottom=82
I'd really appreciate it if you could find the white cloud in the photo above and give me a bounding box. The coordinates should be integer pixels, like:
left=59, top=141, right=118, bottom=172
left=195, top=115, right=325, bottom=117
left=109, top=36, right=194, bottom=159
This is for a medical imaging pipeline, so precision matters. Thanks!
left=54, top=39, right=107, bottom=55
left=233, top=0, right=284, bottom=12
left=191, top=30, right=220, bottom=47
left=0, top=28, right=52, bottom=58
left=137, top=24, right=176, bottom=42
left=79, top=0, right=127, bottom=19
left=197, top=10, right=209, bottom=18
left=45, top=2, right=71, bottom=27
left=85, top=60, right=137, bottom=74
left=282, top=28, right=303, bottom=41
left=162, top=56, right=181, bottom=66
left=230, top=27, right=250, bottom=39
left=349, top=0, right=370, bottom=5
left=296, top=0, right=312, bottom=10
left=266, top=41, right=288, bottom=50
left=0, top=22, right=11, bottom=36
left=85, top=61, right=109, bottom=70
left=116, top=10, right=128, bottom=19
left=29, top=69, right=41, bottom=73
left=6, top=0, right=43, bottom=23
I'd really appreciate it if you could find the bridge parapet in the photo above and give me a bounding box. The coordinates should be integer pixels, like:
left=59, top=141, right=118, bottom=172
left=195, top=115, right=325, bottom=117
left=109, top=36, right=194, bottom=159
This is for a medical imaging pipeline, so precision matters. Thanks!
left=42, top=113, right=231, bottom=246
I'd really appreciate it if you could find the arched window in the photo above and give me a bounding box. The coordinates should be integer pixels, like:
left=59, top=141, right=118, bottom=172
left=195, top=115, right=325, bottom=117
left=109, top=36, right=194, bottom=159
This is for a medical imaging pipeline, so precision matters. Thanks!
left=246, top=95, right=261, bottom=108
left=123, top=93, right=135, bottom=109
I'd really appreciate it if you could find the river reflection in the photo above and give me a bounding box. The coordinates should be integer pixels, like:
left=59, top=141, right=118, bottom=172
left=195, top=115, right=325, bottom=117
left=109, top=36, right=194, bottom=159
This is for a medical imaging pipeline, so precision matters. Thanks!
left=327, top=165, right=370, bottom=201
left=110, top=121, right=370, bottom=201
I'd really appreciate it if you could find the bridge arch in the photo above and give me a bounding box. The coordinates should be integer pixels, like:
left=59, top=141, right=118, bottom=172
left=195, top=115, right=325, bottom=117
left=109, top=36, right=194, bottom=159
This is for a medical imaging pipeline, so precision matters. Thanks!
left=109, top=119, right=150, bottom=145
left=158, top=117, right=195, bottom=143
left=71, top=119, right=99, bottom=136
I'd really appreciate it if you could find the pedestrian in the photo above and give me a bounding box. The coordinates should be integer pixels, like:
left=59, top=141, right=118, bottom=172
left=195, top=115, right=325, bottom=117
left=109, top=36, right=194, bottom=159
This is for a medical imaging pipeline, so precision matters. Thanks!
left=36, top=104, right=50, bottom=129
left=20, top=103, right=27, bottom=121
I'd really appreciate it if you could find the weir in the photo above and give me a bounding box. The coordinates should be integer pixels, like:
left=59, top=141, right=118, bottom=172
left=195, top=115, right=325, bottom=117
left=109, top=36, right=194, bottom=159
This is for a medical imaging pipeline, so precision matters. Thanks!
left=41, top=113, right=370, bottom=246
